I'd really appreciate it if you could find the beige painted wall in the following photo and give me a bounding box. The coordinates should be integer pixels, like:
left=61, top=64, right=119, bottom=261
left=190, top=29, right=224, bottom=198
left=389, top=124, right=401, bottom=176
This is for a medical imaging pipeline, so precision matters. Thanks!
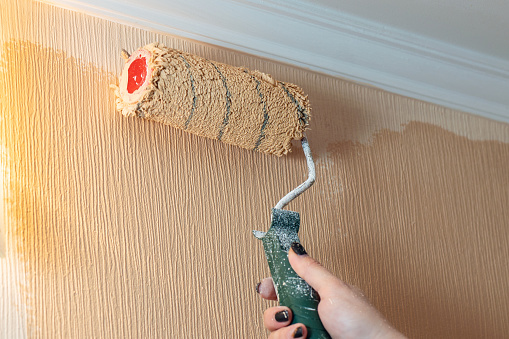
left=1, top=1, right=509, bottom=338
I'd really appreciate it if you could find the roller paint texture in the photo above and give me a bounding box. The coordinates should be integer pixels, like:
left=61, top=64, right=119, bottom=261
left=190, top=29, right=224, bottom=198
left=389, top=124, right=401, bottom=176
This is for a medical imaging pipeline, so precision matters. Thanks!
left=115, top=43, right=309, bottom=156
left=114, top=43, right=330, bottom=338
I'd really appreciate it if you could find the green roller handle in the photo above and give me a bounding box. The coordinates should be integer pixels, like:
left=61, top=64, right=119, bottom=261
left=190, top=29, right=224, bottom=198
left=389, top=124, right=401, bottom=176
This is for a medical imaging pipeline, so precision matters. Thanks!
left=253, top=208, right=331, bottom=339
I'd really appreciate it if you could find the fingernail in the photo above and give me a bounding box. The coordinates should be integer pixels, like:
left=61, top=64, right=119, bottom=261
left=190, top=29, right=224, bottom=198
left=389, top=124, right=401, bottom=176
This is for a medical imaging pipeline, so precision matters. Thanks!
left=255, top=282, right=261, bottom=294
left=293, top=326, right=304, bottom=338
left=274, top=310, right=289, bottom=322
left=291, top=242, right=307, bottom=255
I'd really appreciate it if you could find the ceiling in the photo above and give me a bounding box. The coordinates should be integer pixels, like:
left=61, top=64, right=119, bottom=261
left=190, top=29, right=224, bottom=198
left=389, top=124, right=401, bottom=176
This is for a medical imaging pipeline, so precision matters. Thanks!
left=311, top=0, right=509, bottom=60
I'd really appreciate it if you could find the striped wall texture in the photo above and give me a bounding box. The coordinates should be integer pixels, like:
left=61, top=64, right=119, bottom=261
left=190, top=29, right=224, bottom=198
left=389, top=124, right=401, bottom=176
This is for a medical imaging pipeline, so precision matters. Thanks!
left=1, top=1, right=509, bottom=338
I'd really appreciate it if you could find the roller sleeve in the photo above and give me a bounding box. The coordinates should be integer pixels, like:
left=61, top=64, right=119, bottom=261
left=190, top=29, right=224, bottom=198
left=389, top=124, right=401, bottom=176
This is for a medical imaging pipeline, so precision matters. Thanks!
left=114, top=43, right=310, bottom=156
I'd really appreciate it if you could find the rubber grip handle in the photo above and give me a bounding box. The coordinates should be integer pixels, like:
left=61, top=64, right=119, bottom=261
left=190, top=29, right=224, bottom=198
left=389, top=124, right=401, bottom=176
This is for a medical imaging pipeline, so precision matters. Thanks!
left=254, top=209, right=330, bottom=339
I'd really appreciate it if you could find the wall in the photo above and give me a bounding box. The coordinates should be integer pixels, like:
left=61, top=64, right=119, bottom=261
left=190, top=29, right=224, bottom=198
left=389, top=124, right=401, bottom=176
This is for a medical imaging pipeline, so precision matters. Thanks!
left=1, top=1, right=509, bottom=338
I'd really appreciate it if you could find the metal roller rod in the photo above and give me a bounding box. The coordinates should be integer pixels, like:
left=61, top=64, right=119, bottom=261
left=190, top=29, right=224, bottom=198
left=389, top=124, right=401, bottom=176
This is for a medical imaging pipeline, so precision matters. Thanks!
left=275, top=135, right=316, bottom=210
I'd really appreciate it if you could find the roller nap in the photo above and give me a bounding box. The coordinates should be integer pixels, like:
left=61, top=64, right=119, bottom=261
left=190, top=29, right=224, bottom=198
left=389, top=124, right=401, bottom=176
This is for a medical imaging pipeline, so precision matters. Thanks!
left=114, top=43, right=310, bottom=156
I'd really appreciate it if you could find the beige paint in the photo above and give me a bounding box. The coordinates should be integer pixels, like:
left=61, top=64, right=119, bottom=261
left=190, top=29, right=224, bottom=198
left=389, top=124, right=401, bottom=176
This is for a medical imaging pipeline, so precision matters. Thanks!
left=1, top=0, right=509, bottom=338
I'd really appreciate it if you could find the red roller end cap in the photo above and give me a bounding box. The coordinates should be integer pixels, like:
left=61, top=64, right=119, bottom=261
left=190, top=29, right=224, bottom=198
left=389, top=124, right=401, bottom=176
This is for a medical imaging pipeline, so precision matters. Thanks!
left=127, top=57, right=147, bottom=94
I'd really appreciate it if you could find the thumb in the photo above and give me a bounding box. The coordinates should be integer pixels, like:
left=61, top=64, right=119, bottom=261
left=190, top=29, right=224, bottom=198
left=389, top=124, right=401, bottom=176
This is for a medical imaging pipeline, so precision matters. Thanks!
left=288, top=242, right=341, bottom=294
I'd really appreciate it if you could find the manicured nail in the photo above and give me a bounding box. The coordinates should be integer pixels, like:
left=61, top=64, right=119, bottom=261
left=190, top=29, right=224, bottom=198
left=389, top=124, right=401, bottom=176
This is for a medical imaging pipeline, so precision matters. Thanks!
left=291, top=242, right=307, bottom=255
left=293, top=326, right=304, bottom=338
left=255, top=282, right=261, bottom=294
left=275, top=310, right=289, bottom=322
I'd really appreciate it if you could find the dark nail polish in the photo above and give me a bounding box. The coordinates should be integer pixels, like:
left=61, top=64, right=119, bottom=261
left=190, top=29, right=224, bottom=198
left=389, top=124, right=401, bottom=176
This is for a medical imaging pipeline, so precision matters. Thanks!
left=311, top=288, right=321, bottom=301
left=255, top=282, right=261, bottom=294
left=293, top=326, right=304, bottom=338
left=275, top=310, right=289, bottom=322
left=291, top=242, right=307, bottom=255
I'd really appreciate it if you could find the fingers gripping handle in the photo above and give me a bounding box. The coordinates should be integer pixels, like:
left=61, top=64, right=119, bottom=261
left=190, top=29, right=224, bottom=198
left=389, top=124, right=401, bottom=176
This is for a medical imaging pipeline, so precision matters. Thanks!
left=254, top=209, right=331, bottom=339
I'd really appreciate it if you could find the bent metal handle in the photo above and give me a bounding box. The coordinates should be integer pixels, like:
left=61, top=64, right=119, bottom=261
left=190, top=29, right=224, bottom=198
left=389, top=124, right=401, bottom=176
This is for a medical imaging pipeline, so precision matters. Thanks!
left=254, top=209, right=331, bottom=339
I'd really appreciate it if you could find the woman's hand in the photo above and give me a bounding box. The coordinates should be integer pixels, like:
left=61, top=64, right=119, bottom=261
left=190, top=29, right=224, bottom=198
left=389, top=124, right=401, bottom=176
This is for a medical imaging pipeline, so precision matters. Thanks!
left=256, top=242, right=406, bottom=339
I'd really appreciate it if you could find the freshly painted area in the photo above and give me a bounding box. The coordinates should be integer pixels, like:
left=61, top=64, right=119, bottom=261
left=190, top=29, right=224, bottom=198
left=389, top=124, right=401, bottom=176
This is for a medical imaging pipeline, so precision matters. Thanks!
left=1, top=1, right=509, bottom=338
left=40, top=0, right=509, bottom=123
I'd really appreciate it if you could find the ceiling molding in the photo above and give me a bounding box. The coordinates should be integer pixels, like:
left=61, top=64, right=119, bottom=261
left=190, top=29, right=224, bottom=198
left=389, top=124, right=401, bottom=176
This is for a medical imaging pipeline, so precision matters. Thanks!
left=43, top=0, right=509, bottom=122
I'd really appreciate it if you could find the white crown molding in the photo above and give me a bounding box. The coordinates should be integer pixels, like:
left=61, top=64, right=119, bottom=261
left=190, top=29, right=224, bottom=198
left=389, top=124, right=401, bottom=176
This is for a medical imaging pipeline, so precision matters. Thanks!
left=43, top=0, right=509, bottom=123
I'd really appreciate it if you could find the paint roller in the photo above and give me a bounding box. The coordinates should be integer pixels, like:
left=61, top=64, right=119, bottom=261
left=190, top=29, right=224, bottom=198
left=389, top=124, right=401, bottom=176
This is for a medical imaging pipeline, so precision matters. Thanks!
left=114, top=43, right=330, bottom=338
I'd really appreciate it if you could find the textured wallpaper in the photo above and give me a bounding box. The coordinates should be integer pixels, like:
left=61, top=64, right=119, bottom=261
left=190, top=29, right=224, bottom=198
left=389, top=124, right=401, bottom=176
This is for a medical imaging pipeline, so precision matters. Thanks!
left=1, top=1, right=509, bottom=338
